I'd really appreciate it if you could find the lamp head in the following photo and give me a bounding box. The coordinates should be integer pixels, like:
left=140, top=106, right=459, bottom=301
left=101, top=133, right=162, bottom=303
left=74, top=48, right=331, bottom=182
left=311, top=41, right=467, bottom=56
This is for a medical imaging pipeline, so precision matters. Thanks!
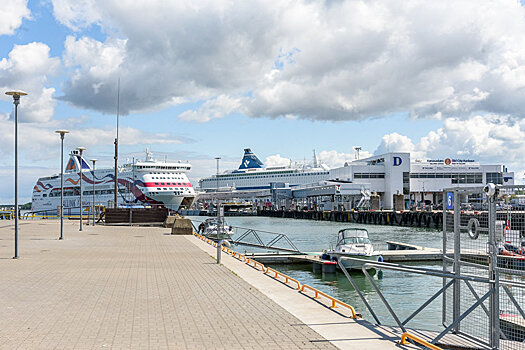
left=5, top=90, right=28, bottom=97
left=90, top=159, right=98, bottom=164
left=76, top=146, right=86, bottom=154
left=55, top=130, right=70, bottom=136
left=5, top=90, right=27, bottom=105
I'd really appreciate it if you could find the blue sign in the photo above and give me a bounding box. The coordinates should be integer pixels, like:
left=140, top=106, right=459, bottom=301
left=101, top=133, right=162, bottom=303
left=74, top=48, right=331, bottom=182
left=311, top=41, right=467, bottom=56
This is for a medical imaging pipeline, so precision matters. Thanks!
left=393, top=156, right=403, bottom=166
left=446, top=192, right=453, bottom=209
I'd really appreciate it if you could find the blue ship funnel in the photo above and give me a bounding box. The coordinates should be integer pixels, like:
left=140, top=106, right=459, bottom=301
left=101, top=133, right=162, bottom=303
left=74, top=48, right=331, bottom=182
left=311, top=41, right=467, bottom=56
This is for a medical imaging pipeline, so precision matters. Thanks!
left=239, top=148, right=264, bottom=169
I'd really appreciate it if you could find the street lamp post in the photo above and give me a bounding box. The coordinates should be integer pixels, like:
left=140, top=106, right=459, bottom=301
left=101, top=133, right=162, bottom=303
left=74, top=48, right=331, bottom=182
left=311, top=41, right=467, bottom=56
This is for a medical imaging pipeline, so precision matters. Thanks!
left=90, top=159, right=97, bottom=226
left=55, top=130, right=69, bottom=240
left=5, top=90, right=27, bottom=259
left=76, top=147, right=86, bottom=231
left=215, top=157, right=220, bottom=214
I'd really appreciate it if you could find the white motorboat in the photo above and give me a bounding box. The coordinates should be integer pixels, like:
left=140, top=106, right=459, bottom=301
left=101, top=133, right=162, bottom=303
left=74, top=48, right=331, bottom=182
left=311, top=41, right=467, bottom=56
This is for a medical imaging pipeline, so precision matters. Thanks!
left=201, top=218, right=234, bottom=241
left=324, top=228, right=382, bottom=270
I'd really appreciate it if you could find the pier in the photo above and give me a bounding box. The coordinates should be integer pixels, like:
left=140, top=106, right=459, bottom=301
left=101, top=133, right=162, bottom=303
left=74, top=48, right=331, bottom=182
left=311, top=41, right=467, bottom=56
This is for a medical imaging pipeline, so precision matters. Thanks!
left=0, top=221, right=420, bottom=349
left=257, top=208, right=525, bottom=231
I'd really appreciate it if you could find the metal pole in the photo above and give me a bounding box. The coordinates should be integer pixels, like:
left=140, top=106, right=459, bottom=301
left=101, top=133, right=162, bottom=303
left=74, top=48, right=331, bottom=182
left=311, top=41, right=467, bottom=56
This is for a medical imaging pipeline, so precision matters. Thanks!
left=91, top=160, right=96, bottom=226
left=488, top=191, right=500, bottom=349
left=114, top=78, right=120, bottom=209
left=13, top=97, right=19, bottom=258
left=442, top=190, right=447, bottom=326
left=60, top=134, right=64, bottom=239
left=215, top=157, right=220, bottom=215
left=452, top=189, right=460, bottom=332
left=77, top=148, right=85, bottom=231
left=217, top=204, right=223, bottom=264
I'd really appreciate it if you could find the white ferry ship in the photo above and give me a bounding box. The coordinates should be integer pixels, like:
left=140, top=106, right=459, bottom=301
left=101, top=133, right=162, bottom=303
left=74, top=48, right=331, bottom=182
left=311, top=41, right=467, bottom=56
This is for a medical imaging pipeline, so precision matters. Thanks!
left=199, top=148, right=330, bottom=191
left=32, top=149, right=195, bottom=214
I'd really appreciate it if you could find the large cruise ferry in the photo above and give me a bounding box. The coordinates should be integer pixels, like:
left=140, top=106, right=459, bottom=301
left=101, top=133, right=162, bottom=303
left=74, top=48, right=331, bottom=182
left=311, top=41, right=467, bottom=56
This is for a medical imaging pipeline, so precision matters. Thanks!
left=32, top=149, right=195, bottom=214
left=199, top=148, right=330, bottom=191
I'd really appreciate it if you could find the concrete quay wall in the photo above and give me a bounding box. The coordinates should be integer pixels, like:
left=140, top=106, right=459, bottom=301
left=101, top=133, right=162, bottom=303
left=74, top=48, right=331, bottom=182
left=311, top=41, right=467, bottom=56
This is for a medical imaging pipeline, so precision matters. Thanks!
left=257, top=209, right=525, bottom=233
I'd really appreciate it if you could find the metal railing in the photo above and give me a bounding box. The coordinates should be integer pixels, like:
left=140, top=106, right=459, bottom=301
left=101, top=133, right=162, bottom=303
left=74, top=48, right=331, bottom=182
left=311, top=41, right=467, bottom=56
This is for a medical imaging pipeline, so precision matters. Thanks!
left=399, top=332, right=443, bottom=350
left=192, top=219, right=300, bottom=253
left=264, top=267, right=301, bottom=290
left=326, top=184, right=525, bottom=349
left=246, top=258, right=265, bottom=271
left=300, top=284, right=358, bottom=319
left=193, top=230, right=359, bottom=320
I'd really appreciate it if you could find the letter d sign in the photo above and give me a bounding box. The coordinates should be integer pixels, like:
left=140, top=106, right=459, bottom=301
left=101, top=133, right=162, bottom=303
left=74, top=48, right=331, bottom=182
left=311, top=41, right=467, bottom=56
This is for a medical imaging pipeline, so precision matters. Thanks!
left=393, top=156, right=402, bottom=166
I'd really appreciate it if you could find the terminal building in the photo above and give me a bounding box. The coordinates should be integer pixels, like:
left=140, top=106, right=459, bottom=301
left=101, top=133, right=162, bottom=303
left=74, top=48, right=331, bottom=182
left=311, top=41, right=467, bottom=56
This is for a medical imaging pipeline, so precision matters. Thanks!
left=196, top=150, right=514, bottom=211
left=328, top=153, right=514, bottom=210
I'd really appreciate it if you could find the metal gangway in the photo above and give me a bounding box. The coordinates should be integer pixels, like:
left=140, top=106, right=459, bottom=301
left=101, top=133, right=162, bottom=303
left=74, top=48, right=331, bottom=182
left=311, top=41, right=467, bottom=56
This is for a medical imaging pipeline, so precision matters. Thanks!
left=191, top=219, right=301, bottom=253
left=333, top=184, right=525, bottom=350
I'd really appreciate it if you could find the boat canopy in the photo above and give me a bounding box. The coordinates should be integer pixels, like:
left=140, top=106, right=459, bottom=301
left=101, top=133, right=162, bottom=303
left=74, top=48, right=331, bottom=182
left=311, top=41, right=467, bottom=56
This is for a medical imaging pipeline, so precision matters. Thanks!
left=336, top=228, right=371, bottom=245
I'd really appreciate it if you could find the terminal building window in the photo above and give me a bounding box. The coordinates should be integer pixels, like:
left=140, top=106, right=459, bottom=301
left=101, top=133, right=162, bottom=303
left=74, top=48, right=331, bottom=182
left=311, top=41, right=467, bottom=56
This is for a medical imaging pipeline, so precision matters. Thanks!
left=403, top=172, right=410, bottom=195
left=486, top=172, right=503, bottom=184
left=410, top=173, right=483, bottom=184
left=354, top=173, right=385, bottom=179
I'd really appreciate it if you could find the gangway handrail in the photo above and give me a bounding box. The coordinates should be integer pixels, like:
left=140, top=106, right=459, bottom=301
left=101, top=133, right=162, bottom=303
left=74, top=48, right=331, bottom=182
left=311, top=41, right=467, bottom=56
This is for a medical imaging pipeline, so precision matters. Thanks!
left=300, top=284, right=358, bottom=319
left=191, top=218, right=301, bottom=252
left=264, top=267, right=301, bottom=290
left=399, top=332, right=443, bottom=350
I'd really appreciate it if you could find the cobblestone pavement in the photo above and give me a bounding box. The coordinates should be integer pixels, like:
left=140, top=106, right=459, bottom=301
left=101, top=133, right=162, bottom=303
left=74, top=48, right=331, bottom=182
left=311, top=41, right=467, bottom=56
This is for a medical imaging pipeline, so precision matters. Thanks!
left=0, top=221, right=335, bottom=349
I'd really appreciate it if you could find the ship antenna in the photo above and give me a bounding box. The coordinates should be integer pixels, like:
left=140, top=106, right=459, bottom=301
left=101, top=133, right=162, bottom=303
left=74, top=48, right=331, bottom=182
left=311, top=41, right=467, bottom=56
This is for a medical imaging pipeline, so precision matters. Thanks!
left=114, top=77, right=120, bottom=208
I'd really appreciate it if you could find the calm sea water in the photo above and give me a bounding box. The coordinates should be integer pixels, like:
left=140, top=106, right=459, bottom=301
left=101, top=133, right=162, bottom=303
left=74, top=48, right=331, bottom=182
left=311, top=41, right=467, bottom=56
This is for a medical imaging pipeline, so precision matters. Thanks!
left=190, top=215, right=449, bottom=331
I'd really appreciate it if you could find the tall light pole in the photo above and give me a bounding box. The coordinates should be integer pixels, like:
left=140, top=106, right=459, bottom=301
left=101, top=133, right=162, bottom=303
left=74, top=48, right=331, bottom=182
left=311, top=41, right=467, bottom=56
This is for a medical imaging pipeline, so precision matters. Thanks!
left=76, top=147, right=86, bottom=231
left=90, top=159, right=97, bottom=226
left=55, top=130, right=69, bottom=240
left=6, top=90, right=27, bottom=259
left=354, top=146, right=362, bottom=160
left=114, top=78, right=120, bottom=209
left=215, top=157, right=220, bottom=214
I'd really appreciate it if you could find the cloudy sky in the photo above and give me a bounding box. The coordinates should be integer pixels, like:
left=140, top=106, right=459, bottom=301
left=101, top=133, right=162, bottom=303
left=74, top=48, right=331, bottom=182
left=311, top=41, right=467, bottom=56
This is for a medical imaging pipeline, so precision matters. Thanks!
left=1, top=0, right=525, bottom=203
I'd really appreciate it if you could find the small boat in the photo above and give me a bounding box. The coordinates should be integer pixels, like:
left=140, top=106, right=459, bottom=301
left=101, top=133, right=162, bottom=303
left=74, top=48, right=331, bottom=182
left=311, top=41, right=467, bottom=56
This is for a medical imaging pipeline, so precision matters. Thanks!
left=201, top=218, right=234, bottom=241
left=324, top=228, right=382, bottom=270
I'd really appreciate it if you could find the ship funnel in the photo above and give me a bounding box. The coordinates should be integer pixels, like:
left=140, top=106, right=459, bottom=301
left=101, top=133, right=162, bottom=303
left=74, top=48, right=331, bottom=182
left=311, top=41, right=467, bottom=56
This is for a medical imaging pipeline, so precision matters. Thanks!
left=65, top=150, right=92, bottom=173
left=239, top=148, right=264, bottom=169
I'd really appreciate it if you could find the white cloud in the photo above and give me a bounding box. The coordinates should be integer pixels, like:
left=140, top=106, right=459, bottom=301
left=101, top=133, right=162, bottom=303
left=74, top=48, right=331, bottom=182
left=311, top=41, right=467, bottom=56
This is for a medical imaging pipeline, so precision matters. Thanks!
left=0, top=0, right=31, bottom=36
left=178, top=95, right=245, bottom=122
left=265, top=154, right=290, bottom=167
left=53, top=0, right=525, bottom=122
left=51, top=0, right=103, bottom=31
left=374, top=114, right=525, bottom=174
left=318, top=150, right=365, bottom=168
left=0, top=42, right=60, bottom=122
left=0, top=118, right=188, bottom=164
left=375, top=133, right=419, bottom=156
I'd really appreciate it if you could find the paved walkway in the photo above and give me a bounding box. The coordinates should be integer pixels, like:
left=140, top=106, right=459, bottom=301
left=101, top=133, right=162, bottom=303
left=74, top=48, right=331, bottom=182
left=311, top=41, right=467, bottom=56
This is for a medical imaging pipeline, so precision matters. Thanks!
left=0, top=221, right=335, bottom=349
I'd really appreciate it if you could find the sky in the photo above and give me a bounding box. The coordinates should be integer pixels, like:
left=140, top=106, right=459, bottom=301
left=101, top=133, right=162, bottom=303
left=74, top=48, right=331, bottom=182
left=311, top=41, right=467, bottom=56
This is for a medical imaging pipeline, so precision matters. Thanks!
left=1, top=0, right=525, bottom=204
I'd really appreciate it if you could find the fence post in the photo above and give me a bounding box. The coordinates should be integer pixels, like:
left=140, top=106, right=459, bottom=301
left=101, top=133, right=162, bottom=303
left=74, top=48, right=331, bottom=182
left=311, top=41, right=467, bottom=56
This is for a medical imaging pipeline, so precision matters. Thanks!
left=452, top=189, right=461, bottom=333
left=487, top=191, right=500, bottom=349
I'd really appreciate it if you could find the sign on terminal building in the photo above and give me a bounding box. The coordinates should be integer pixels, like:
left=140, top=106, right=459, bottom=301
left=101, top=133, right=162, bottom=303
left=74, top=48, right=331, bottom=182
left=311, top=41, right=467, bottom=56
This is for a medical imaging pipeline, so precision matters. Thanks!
left=426, top=158, right=476, bottom=165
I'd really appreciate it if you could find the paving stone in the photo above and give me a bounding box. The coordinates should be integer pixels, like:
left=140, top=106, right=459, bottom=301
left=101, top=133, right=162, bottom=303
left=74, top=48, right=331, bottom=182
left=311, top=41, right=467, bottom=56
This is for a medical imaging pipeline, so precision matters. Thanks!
left=0, top=221, right=335, bottom=349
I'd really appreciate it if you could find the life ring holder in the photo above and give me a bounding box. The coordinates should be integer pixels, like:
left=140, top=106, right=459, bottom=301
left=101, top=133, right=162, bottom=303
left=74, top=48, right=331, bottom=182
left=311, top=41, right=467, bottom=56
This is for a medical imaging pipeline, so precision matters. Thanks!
left=467, top=218, right=480, bottom=240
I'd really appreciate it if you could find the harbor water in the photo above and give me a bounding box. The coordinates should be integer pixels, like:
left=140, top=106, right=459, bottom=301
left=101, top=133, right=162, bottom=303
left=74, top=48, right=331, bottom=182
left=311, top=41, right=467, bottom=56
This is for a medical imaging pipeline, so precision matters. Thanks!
left=190, top=215, right=450, bottom=332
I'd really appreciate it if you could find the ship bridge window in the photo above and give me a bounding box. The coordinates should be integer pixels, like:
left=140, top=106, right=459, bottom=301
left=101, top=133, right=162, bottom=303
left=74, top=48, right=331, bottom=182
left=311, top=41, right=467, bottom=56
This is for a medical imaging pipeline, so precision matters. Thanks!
left=155, top=182, right=159, bottom=185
